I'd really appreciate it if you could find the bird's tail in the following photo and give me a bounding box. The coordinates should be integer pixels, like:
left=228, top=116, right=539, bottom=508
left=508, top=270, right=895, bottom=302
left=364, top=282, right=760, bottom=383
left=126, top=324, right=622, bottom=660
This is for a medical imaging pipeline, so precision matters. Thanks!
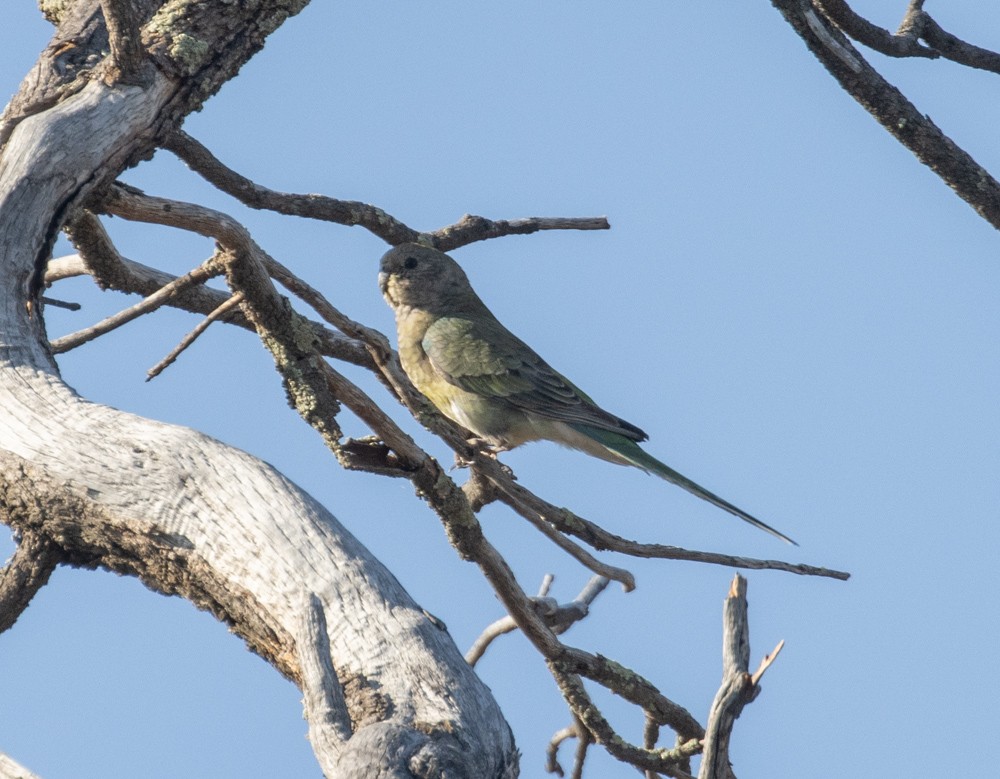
left=576, top=425, right=797, bottom=545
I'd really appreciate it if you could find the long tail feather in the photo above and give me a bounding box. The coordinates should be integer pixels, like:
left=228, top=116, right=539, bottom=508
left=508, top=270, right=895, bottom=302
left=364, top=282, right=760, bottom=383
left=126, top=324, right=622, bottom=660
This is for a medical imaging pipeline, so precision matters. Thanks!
left=576, top=425, right=797, bottom=545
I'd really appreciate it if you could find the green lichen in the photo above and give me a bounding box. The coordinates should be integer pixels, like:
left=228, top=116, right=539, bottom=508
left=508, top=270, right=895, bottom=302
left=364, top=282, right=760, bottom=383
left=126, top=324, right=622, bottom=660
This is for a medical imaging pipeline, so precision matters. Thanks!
left=37, top=0, right=73, bottom=24
left=167, top=33, right=210, bottom=75
left=146, top=3, right=211, bottom=76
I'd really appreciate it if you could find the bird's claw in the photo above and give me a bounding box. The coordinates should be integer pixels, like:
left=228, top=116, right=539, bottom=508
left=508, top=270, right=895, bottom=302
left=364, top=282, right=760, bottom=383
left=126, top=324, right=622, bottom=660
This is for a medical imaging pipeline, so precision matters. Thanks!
left=451, top=439, right=515, bottom=478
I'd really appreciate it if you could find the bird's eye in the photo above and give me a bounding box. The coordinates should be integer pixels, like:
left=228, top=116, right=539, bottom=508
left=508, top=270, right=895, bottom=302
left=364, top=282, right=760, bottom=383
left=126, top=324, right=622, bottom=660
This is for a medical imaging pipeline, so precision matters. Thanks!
left=403, top=256, right=418, bottom=270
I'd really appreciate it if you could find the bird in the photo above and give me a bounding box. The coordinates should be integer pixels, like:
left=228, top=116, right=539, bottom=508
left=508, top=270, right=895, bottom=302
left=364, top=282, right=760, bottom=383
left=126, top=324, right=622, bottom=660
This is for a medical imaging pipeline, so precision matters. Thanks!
left=378, top=243, right=795, bottom=545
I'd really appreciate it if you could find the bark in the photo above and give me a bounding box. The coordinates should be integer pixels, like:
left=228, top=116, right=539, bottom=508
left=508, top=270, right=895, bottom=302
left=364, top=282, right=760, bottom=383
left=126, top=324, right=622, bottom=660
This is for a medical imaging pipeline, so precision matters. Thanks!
left=0, top=3, right=516, bottom=776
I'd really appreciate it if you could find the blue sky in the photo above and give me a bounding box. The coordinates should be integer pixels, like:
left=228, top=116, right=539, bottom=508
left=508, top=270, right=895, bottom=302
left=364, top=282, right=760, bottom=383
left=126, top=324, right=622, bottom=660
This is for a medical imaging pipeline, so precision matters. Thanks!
left=3, top=3, right=1000, bottom=777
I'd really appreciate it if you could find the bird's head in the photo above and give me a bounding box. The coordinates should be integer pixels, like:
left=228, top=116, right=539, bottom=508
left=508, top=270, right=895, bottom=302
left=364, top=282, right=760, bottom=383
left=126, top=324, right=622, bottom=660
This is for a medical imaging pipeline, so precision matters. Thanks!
left=379, top=243, right=476, bottom=313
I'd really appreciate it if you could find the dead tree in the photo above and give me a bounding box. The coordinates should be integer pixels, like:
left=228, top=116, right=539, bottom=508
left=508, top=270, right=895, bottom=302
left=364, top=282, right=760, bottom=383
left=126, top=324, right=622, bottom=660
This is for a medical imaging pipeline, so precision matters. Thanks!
left=0, top=3, right=856, bottom=776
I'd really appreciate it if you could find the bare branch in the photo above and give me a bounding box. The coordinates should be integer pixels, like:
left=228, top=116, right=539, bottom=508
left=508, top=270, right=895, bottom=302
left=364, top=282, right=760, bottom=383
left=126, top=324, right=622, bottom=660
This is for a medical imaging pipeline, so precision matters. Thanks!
left=0, top=530, right=62, bottom=634
left=814, top=0, right=937, bottom=58
left=548, top=666, right=700, bottom=777
left=78, top=182, right=844, bottom=777
left=466, top=575, right=611, bottom=666
left=49, top=256, right=224, bottom=353
left=430, top=213, right=610, bottom=252
left=698, top=575, right=781, bottom=779
left=476, top=455, right=850, bottom=580
left=146, top=291, right=245, bottom=380
left=546, top=724, right=577, bottom=777
left=162, top=130, right=609, bottom=250
left=58, top=212, right=374, bottom=369
left=751, top=639, right=785, bottom=686
left=162, top=130, right=421, bottom=245
left=770, top=0, right=1000, bottom=231
left=486, top=483, right=636, bottom=591
left=916, top=11, right=1000, bottom=73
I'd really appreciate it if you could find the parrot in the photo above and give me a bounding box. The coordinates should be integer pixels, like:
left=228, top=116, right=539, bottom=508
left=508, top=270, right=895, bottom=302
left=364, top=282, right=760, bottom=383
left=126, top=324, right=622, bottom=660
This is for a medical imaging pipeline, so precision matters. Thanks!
left=378, top=243, right=795, bottom=545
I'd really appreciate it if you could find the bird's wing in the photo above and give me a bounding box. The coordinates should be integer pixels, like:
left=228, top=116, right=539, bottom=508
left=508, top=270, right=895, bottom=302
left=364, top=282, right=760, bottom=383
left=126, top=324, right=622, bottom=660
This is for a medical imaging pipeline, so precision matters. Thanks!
left=422, top=315, right=647, bottom=441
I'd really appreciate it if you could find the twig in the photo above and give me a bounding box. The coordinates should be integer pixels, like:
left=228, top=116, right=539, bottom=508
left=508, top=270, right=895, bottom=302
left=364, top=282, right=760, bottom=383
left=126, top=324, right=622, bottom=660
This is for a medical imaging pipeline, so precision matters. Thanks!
left=39, top=296, right=80, bottom=311
left=58, top=211, right=373, bottom=368
left=488, top=486, right=636, bottom=591
left=548, top=665, right=700, bottom=777
left=147, top=292, right=244, bottom=380
left=751, top=639, right=785, bottom=686
left=466, top=575, right=610, bottom=666
left=476, top=455, right=850, bottom=580
left=430, top=213, right=610, bottom=251
left=49, top=257, right=223, bottom=353
left=546, top=724, right=577, bottom=777
left=0, top=530, right=62, bottom=634
left=570, top=713, right=592, bottom=779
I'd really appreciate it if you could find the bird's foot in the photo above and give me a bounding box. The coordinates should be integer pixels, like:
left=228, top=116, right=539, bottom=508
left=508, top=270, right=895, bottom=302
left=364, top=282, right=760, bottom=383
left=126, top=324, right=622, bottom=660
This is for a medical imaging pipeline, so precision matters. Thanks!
left=451, top=439, right=515, bottom=478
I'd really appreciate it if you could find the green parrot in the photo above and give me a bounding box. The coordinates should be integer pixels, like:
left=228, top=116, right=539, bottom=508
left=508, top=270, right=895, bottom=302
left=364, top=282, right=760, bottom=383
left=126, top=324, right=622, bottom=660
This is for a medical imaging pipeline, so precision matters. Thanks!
left=379, top=243, right=795, bottom=545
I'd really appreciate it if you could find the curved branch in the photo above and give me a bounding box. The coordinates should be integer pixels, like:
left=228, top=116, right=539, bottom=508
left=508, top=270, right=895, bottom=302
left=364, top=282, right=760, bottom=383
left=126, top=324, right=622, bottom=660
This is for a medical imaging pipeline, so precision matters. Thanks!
left=772, top=0, right=1000, bottom=230
left=814, top=0, right=937, bottom=58
left=162, top=130, right=421, bottom=246
left=162, top=129, right=610, bottom=249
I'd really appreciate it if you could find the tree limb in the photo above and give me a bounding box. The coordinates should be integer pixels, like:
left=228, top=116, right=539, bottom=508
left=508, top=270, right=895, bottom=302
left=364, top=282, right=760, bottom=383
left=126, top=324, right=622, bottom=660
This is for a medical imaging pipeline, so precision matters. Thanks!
left=162, top=129, right=610, bottom=249
left=771, top=0, right=1000, bottom=231
left=0, top=530, right=62, bottom=635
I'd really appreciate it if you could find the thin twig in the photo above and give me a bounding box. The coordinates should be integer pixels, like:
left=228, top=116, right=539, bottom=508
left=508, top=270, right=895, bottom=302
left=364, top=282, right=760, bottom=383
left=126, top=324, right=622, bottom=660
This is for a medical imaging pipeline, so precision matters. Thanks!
left=430, top=213, right=610, bottom=251
left=486, top=485, right=636, bottom=591
left=751, top=639, right=785, bottom=686
left=147, top=292, right=245, bottom=380
left=546, top=724, right=577, bottom=777
left=39, top=296, right=80, bottom=311
left=476, top=455, right=850, bottom=580
left=49, top=257, right=223, bottom=353
left=549, top=664, right=700, bottom=777
left=59, top=211, right=374, bottom=369
left=466, top=575, right=610, bottom=665
left=570, top=713, right=592, bottom=779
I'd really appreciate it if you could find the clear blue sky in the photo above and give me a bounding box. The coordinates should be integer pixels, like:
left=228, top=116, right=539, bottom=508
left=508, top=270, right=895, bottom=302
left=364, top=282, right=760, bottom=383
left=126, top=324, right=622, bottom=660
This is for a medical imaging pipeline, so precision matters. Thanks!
left=3, top=3, right=1000, bottom=777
